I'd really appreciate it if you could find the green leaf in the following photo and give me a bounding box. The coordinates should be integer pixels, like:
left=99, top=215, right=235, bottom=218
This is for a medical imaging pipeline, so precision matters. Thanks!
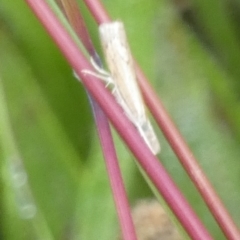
left=0, top=27, right=80, bottom=239
left=1, top=1, right=240, bottom=239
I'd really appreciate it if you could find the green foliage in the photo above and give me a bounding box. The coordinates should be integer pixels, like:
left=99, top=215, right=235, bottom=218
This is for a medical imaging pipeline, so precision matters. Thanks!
left=1, top=0, right=240, bottom=239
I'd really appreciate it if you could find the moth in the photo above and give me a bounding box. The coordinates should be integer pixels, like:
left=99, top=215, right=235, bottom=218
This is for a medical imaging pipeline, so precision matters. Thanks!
left=82, top=21, right=160, bottom=154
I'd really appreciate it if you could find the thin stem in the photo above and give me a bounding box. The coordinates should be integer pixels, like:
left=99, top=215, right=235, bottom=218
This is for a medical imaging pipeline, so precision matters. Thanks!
left=58, top=0, right=96, bottom=56
left=136, top=67, right=240, bottom=240
left=51, top=1, right=137, bottom=239
left=26, top=1, right=213, bottom=239
left=91, top=98, right=137, bottom=240
left=82, top=1, right=240, bottom=239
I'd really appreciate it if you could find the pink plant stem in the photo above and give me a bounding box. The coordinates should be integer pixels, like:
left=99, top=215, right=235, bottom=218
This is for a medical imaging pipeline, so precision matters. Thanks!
left=59, top=0, right=96, bottom=56
left=26, top=0, right=213, bottom=239
left=59, top=1, right=137, bottom=238
left=83, top=0, right=240, bottom=239
left=136, top=67, right=240, bottom=240
left=91, top=99, right=137, bottom=240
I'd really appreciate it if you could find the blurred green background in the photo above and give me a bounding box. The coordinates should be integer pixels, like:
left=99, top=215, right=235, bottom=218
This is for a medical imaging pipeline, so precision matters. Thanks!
left=1, top=0, right=240, bottom=239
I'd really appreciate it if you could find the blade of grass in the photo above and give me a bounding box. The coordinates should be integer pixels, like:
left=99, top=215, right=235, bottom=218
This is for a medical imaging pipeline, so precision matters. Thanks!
left=0, top=74, right=54, bottom=240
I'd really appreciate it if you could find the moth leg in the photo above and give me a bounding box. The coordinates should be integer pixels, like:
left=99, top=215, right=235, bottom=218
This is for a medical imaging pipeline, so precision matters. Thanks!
left=74, top=57, right=115, bottom=88
left=81, top=69, right=116, bottom=90
left=73, top=68, right=114, bottom=90
left=89, top=57, right=116, bottom=89
left=90, top=57, right=109, bottom=76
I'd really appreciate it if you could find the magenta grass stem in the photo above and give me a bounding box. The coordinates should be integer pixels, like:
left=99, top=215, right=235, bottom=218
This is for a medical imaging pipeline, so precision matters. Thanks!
left=59, top=1, right=137, bottom=238
left=82, top=0, right=240, bottom=239
left=136, top=67, right=240, bottom=240
left=90, top=98, right=137, bottom=240
left=26, top=0, right=213, bottom=239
